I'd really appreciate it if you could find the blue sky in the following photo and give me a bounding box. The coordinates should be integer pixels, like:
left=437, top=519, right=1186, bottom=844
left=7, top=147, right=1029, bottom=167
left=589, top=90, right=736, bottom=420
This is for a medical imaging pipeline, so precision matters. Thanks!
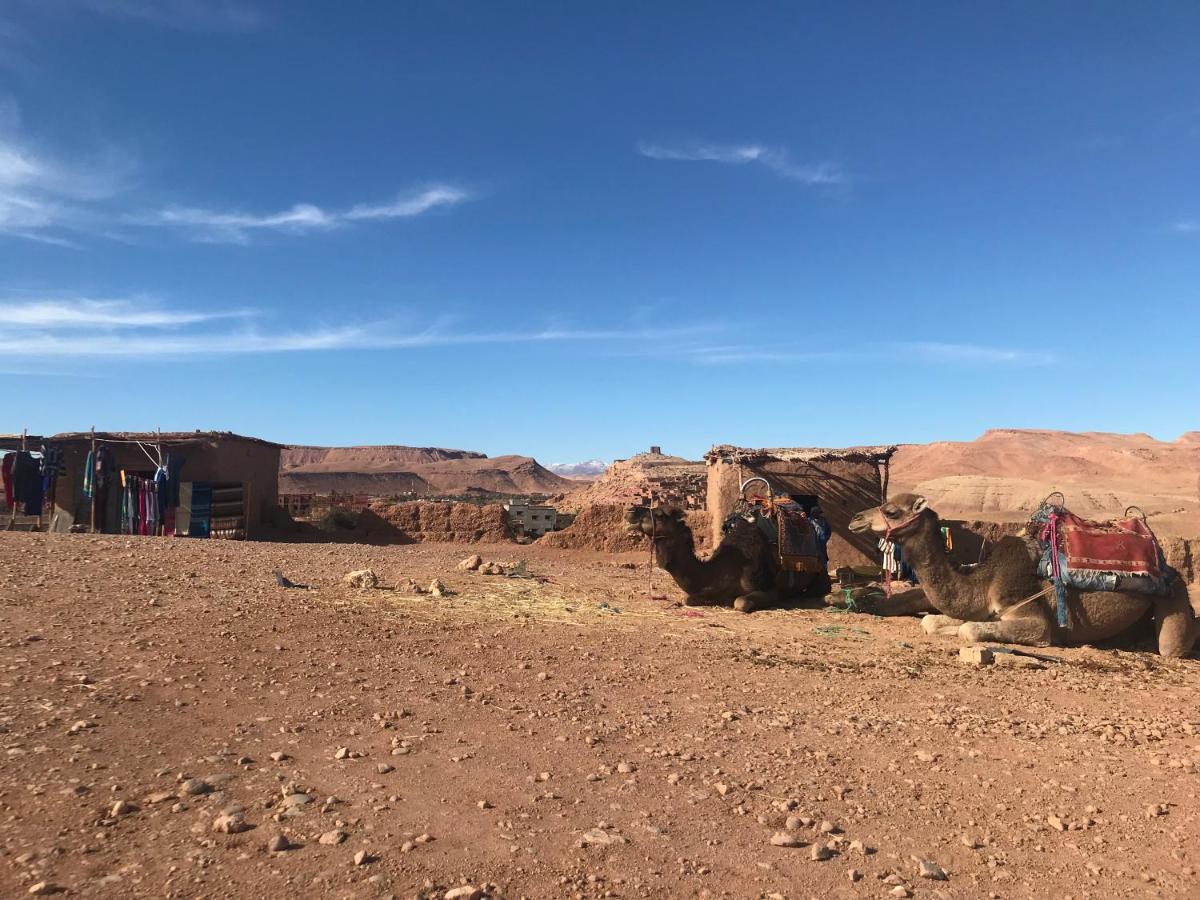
left=1, top=2, right=1197, bottom=463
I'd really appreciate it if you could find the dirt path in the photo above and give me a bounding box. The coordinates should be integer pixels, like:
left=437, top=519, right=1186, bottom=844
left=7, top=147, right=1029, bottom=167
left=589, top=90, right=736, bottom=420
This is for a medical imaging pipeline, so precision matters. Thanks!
left=1, top=533, right=1197, bottom=899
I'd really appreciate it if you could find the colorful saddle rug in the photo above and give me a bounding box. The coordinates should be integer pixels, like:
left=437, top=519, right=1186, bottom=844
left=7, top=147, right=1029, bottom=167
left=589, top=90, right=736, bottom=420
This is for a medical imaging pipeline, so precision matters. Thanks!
left=1032, top=502, right=1173, bottom=624
left=1058, top=511, right=1161, bottom=578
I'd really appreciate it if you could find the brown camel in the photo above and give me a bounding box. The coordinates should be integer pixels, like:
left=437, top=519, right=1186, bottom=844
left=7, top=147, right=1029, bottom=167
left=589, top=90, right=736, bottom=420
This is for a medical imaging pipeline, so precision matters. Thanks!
left=849, top=494, right=1199, bottom=657
left=625, top=506, right=827, bottom=612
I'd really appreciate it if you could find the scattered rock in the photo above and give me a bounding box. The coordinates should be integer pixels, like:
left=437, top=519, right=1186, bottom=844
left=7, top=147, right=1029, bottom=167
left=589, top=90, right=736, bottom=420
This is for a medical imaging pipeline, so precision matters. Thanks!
left=376, top=763, right=394, bottom=774
left=770, top=831, right=804, bottom=848
left=916, top=858, right=948, bottom=880
left=267, top=833, right=293, bottom=852
left=444, top=887, right=483, bottom=900
left=429, top=578, right=448, bottom=597
left=279, top=793, right=313, bottom=814
left=353, top=849, right=373, bottom=866
left=28, top=884, right=65, bottom=896
left=343, top=569, right=379, bottom=589
left=269, top=751, right=289, bottom=762
left=457, top=555, right=483, bottom=571
left=212, top=810, right=251, bottom=834
left=811, top=844, right=833, bottom=861
left=319, top=830, right=347, bottom=845
left=143, top=791, right=176, bottom=805
left=959, top=646, right=994, bottom=667
left=179, top=778, right=212, bottom=796
left=578, top=827, right=627, bottom=848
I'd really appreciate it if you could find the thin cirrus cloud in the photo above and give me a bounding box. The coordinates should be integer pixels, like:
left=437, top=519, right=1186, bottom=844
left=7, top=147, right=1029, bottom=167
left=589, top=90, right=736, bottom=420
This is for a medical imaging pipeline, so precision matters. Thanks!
left=0, top=296, right=722, bottom=359
left=684, top=341, right=1055, bottom=367
left=0, top=298, right=249, bottom=328
left=637, top=140, right=845, bottom=185
left=0, top=131, right=134, bottom=245
left=1172, top=220, right=1199, bottom=234
left=148, top=185, right=472, bottom=244
left=14, top=0, right=262, bottom=31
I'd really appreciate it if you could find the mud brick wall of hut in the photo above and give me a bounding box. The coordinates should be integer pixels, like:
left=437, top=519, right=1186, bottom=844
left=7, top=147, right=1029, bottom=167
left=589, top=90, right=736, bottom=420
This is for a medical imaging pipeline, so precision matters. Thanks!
left=706, top=457, right=886, bottom=568
left=49, top=436, right=280, bottom=536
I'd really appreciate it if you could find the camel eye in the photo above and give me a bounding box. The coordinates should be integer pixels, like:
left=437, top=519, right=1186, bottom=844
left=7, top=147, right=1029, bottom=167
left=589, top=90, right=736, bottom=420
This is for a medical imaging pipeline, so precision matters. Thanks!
left=883, top=507, right=899, bottom=518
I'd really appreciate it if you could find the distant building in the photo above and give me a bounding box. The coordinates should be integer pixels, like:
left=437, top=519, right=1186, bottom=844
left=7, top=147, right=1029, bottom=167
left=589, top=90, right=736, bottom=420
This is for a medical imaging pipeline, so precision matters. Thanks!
left=504, top=500, right=558, bottom=536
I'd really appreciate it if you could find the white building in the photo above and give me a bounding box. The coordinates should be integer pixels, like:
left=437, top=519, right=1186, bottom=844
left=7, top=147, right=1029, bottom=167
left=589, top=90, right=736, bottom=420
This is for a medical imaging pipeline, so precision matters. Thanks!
left=504, top=501, right=558, bottom=536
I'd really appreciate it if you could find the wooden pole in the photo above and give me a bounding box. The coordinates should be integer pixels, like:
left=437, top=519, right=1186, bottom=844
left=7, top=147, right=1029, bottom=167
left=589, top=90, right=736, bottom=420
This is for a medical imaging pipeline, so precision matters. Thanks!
left=89, top=426, right=97, bottom=533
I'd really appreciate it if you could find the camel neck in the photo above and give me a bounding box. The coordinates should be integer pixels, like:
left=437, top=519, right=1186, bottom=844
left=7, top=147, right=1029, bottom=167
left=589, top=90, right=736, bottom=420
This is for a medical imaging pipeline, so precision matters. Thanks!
left=654, top=529, right=707, bottom=589
left=893, top=515, right=983, bottom=620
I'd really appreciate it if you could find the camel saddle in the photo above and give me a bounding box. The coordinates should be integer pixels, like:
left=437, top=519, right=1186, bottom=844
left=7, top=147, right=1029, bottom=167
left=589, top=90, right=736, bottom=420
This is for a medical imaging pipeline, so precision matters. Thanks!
left=1058, top=510, right=1161, bottom=579
left=722, top=499, right=822, bottom=574
left=1033, top=503, right=1170, bottom=597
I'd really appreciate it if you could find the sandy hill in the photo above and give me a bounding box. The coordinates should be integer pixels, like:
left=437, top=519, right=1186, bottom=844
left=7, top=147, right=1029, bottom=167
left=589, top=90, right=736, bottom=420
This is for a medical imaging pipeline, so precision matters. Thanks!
left=280, top=445, right=572, bottom=497
left=889, top=429, right=1200, bottom=535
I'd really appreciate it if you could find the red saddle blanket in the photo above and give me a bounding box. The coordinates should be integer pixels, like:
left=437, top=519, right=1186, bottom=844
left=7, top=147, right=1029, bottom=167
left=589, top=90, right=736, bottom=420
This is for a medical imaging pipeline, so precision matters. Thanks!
left=1059, top=512, right=1161, bottom=578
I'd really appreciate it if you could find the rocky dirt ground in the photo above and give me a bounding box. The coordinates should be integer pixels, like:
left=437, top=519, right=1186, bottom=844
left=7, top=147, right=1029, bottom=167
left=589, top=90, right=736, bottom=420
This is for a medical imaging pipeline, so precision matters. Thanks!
left=2, top=533, right=1198, bottom=900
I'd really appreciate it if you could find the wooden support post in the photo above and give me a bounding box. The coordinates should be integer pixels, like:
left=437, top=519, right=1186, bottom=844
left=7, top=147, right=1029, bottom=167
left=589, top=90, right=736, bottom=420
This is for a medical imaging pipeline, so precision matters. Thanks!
left=89, top=426, right=97, bottom=533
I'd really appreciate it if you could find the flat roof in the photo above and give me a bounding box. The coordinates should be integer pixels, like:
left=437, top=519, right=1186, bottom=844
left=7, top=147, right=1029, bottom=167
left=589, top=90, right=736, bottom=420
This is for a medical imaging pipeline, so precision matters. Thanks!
left=705, top=444, right=898, bottom=465
left=0, top=430, right=284, bottom=450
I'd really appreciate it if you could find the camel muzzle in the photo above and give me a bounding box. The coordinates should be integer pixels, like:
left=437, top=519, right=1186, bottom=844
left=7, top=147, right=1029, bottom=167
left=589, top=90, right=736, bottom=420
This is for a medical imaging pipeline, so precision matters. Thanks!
left=848, top=512, right=873, bottom=534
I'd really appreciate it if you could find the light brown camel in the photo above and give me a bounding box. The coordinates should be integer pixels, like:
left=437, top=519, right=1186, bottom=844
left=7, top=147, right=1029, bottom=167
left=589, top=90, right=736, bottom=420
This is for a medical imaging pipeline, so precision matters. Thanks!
left=625, top=506, right=828, bottom=612
left=849, top=494, right=1199, bottom=658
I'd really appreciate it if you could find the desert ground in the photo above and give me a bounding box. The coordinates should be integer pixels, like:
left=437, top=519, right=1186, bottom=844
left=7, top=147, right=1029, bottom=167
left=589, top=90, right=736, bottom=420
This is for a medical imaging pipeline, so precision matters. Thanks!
left=2, top=532, right=1198, bottom=900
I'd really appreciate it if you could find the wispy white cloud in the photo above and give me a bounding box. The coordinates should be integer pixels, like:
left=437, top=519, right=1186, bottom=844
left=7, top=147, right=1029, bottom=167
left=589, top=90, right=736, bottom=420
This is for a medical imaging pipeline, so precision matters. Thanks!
left=0, top=298, right=249, bottom=328
left=0, top=112, right=471, bottom=245
left=637, top=140, right=845, bottom=185
left=0, top=296, right=720, bottom=358
left=0, top=111, right=136, bottom=243
left=1172, top=220, right=1199, bottom=234
left=147, top=185, right=472, bottom=244
left=684, top=341, right=1054, bottom=367
left=899, top=341, right=1056, bottom=366
left=16, top=0, right=262, bottom=31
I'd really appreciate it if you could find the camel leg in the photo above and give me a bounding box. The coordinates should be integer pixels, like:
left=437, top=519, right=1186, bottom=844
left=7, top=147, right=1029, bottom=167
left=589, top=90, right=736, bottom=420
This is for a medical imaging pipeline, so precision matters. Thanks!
left=734, top=590, right=773, bottom=613
left=958, top=609, right=1052, bottom=648
left=1154, top=587, right=1200, bottom=658
left=921, top=614, right=965, bottom=636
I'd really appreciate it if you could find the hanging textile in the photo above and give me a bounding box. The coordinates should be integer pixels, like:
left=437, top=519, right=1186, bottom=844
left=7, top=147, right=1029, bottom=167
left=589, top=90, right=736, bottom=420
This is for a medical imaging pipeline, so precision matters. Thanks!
left=41, top=444, right=65, bottom=494
left=1, top=453, right=13, bottom=510
left=878, top=537, right=900, bottom=575
left=189, top=482, right=212, bottom=538
left=10, top=451, right=44, bottom=515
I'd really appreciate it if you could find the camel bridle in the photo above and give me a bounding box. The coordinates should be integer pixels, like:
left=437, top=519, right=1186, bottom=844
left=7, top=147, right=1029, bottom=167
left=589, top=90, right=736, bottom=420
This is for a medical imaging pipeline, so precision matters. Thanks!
left=883, top=507, right=926, bottom=540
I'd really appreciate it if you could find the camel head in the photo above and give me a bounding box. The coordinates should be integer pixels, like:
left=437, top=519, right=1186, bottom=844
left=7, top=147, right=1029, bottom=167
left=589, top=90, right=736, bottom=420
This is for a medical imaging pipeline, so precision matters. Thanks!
left=624, top=504, right=688, bottom=541
left=849, top=493, right=933, bottom=539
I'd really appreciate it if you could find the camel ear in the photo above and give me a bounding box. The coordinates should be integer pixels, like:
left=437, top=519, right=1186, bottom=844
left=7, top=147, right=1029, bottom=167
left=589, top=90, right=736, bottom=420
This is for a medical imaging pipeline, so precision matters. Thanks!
left=912, top=496, right=928, bottom=513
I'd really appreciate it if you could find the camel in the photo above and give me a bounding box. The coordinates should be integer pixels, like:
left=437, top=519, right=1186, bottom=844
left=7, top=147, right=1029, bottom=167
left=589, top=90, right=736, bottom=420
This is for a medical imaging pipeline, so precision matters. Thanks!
left=849, top=494, right=1199, bottom=658
left=624, top=506, right=828, bottom=612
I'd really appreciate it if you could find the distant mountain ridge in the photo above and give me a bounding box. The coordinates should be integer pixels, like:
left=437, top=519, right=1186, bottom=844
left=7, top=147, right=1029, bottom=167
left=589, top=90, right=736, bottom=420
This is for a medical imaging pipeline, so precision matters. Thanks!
left=280, top=445, right=572, bottom=496
left=547, top=459, right=609, bottom=479
left=889, top=429, right=1200, bottom=535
